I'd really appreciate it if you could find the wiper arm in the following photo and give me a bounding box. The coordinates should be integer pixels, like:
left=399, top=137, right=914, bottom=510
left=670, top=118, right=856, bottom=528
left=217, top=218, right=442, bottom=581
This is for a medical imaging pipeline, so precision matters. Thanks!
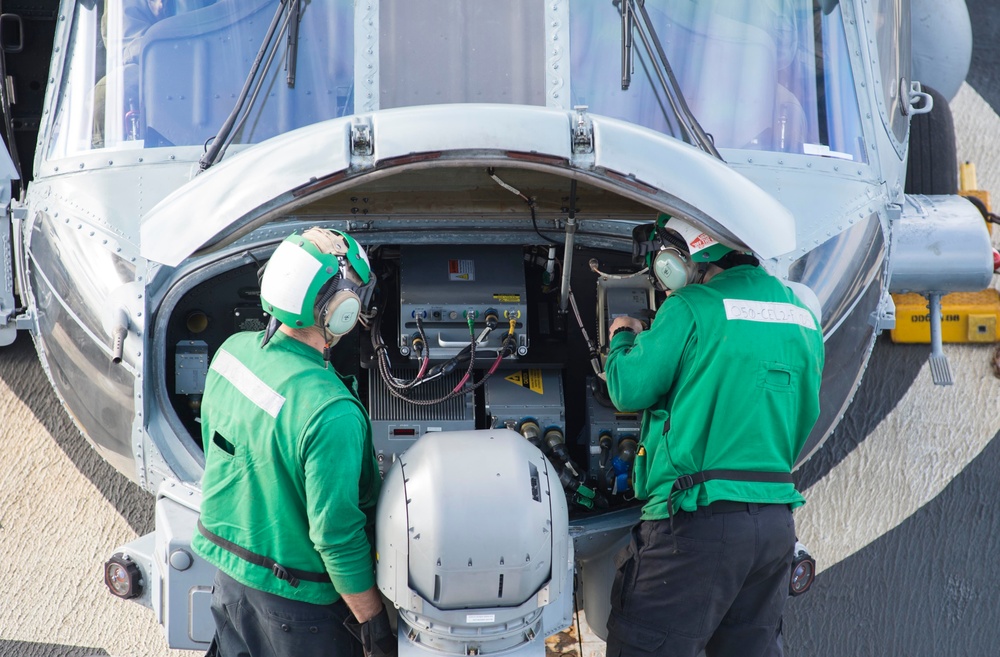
left=618, top=0, right=722, bottom=161
left=199, top=0, right=298, bottom=173
left=620, top=0, right=633, bottom=90
left=286, top=0, right=301, bottom=87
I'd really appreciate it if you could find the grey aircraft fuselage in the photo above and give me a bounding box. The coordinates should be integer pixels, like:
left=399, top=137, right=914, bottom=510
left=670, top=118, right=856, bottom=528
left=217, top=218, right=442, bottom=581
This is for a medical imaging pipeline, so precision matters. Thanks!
left=0, top=0, right=992, bottom=652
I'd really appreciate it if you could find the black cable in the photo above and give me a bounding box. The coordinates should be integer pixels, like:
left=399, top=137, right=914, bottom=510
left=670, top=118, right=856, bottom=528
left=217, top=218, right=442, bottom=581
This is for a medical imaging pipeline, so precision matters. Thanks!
left=487, top=168, right=561, bottom=245
left=965, top=194, right=1000, bottom=225
left=530, top=200, right=562, bottom=245
left=199, top=0, right=291, bottom=171
left=216, top=7, right=295, bottom=161
left=574, top=589, right=585, bottom=657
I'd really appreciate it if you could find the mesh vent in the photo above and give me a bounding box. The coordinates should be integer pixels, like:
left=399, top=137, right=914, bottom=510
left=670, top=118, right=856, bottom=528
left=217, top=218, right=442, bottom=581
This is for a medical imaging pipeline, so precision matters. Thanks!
left=368, top=369, right=470, bottom=422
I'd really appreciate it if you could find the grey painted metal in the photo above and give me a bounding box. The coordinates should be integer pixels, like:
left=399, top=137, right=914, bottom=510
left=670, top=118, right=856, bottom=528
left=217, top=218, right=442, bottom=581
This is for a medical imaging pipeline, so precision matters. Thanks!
left=724, top=160, right=885, bottom=262
left=25, top=210, right=140, bottom=479
left=545, top=0, right=571, bottom=110
left=5, top=0, right=998, bottom=650
left=926, top=292, right=954, bottom=386
left=485, top=371, right=566, bottom=432
left=138, top=118, right=353, bottom=266
left=152, top=481, right=214, bottom=650
left=368, top=367, right=476, bottom=478
left=584, top=116, right=796, bottom=259
left=859, top=0, right=912, bottom=161
left=112, top=480, right=212, bottom=651
left=796, top=270, right=885, bottom=465
left=788, top=213, right=886, bottom=335
left=911, top=0, right=972, bottom=101
left=0, top=147, right=17, bottom=346
left=397, top=245, right=529, bottom=361
left=140, top=105, right=797, bottom=267
left=377, top=430, right=573, bottom=656
left=355, top=0, right=379, bottom=113
left=889, top=194, right=995, bottom=293
left=566, top=506, right=643, bottom=642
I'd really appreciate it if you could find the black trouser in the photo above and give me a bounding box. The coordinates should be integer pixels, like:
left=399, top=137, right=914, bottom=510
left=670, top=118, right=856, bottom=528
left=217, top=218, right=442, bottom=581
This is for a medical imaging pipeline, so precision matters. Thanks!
left=605, top=502, right=795, bottom=657
left=207, top=569, right=363, bottom=657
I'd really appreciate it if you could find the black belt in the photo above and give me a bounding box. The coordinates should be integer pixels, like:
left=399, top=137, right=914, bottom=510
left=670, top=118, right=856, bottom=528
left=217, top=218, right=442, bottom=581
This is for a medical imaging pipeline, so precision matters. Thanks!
left=668, top=469, right=795, bottom=517
left=699, top=500, right=787, bottom=514
left=673, top=469, right=795, bottom=493
left=665, top=469, right=796, bottom=553
left=197, top=519, right=330, bottom=588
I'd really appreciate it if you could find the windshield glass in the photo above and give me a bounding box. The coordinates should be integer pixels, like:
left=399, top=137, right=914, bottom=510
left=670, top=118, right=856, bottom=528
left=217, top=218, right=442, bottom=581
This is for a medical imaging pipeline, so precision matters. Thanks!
left=570, top=0, right=867, bottom=162
left=46, top=0, right=865, bottom=165
left=47, top=0, right=354, bottom=160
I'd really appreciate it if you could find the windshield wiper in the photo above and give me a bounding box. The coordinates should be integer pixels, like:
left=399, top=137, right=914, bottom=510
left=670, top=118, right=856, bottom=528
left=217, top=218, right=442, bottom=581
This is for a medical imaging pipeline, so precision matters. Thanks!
left=617, top=0, right=722, bottom=160
left=620, top=0, right=634, bottom=90
left=286, top=0, right=301, bottom=87
left=199, top=0, right=301, bottom=173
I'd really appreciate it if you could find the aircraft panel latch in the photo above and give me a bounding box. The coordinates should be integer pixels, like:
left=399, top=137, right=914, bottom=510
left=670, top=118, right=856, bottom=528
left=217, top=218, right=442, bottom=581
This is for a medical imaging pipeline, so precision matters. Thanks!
left=571, top=105, right=594, bottom=154
left=351, top=118, right=374, bottom=157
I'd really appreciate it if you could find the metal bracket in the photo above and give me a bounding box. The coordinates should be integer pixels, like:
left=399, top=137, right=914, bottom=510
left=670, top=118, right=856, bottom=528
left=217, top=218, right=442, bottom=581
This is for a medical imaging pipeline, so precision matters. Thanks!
left=571, top=105, right=594, bottom=154
left=906, top=79, right=933, bottom=116
left=0, top=200, right=18, bottom=346
left=868, top=289, right=896, bottom=334
left=351, top=118, right=373, bottom=157
left=927, top=293, right=953, bottom=386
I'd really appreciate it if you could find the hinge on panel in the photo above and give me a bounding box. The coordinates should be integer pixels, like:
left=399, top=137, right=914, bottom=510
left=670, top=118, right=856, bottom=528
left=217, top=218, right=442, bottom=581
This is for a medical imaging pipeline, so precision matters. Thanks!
left=351, top=118, right=373, bottom=157
left=571, top=105, right=593, bottom=155
left=885, top=202, right=902, bottom=225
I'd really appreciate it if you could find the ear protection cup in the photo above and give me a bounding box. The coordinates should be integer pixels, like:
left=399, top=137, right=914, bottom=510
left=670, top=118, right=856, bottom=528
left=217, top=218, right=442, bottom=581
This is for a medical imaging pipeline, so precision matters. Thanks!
left=323, top=290, right=362, bottom=337
left=315, top=272, right=364, bottom=338
left=651, top=247, right=696, bottom=290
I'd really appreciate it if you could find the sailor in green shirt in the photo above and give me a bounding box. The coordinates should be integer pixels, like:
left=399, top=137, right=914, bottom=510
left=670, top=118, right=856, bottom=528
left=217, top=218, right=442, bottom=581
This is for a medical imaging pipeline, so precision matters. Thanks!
left=194, top=228, right=396, bottom=657
left=603, top=217, right=824, bottom=657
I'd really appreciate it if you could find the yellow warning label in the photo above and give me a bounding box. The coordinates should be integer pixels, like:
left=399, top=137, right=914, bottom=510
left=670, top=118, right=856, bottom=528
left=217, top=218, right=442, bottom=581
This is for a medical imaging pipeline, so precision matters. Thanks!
left=493, top=294, right=522, bottom=303
left=504, top=369, right=544, bottom=394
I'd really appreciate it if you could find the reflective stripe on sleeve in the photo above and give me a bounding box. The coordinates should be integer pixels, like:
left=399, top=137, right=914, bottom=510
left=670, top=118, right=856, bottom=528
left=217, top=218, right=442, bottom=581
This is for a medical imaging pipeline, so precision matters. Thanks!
left=210, top=349, right=286, bottom=418
left=722, top=299, right=818, bottom=330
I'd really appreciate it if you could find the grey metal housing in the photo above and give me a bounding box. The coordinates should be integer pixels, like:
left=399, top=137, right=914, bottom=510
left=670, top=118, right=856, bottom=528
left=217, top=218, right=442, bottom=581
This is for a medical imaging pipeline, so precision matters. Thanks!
left=377, top=430, right=573, bottom=656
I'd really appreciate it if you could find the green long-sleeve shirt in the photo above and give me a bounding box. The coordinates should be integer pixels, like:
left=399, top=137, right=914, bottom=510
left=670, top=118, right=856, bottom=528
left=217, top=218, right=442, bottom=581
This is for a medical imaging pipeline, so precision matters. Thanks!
left=605, top=266, right=824, bottom=520
left=192, top=330, right=380, bottom=604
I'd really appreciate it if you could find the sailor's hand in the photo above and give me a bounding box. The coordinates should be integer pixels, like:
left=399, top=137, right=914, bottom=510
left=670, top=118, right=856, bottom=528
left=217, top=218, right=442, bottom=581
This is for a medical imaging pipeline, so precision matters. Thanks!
left=609, top=316, right=644, bottom=343
left=344, top=606, right=397, bottom=657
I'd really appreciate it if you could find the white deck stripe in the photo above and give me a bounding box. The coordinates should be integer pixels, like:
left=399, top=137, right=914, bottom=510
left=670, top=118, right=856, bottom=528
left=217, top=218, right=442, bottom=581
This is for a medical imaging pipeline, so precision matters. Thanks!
left=797, top=82, right=1000, bottom=575
left=210, top=349, right=285, bottom=418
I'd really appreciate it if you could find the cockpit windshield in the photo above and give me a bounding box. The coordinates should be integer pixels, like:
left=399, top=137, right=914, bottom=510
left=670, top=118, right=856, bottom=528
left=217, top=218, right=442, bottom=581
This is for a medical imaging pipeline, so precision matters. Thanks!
left=47, top=0, right=355, bottom=160
left=570, top=0, right=866, bottom=162
left=45, top=0, right=866, bottom=165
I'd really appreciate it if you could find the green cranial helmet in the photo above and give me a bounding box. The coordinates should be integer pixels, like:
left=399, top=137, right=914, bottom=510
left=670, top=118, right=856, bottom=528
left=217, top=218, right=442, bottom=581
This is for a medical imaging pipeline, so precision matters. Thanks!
left=657, top=215, right=732, bottom=263
left=259, top=229, right=372, bottom=330
left=632, top=215, right=733, bottom=290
